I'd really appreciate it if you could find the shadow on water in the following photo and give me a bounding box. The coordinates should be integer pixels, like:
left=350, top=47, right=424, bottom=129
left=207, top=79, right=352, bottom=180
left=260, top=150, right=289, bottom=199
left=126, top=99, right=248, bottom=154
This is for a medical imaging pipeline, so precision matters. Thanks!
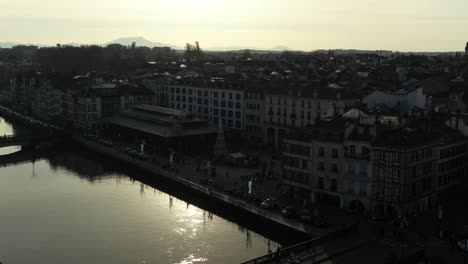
left=43, top=145, right=309, bottom=246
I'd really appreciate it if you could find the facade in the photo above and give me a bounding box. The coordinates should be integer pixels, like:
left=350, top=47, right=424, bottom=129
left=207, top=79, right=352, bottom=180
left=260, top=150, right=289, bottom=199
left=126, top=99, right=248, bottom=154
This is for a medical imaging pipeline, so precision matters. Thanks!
left=8, top=72, right=63, bottom=122
left=435, top=129, right=468, bottom=194
left=363, top=86, right=428, bottom=111
left=244, top=85, right=265, bottom=142
left=31, top=79, right=63, bottom=122
left=372, top=129, right=438, bottom=216
left=167, top=81, right=245, bottom=130
left=142, top=77, right=169, bottom=107
left=265, top=81, right=355, bottom=149
left=282, top=115, right=348, bottom=208
left=75, top=95, right=102, bottom=131
left=67, top=82, right=154, bottom=131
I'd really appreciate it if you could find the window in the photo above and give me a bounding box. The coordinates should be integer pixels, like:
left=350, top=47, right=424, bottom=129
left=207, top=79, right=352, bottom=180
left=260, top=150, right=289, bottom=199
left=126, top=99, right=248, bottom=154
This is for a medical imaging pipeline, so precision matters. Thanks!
left=213, top=109, right=219, bottom=115
left=348, top=162, right=356, bottom=174
left=204, top=91, right=208, bottom=96
left=229, top=92, right=233, bottom=99
left=318, top=177, right=324, bottom=189
left=331, top=179, right=337, bottom=192
left=331, top=164, right=338, bottom=173
left=222, top=92, right=225, bottom=98
left=235, top=111, right=241, bottom=118
left=197, top=98, right=202, bottom=104
left=204, top=107, right=208, bottom=114
left=228, top=110, right=233, bottom=117
left=302, top=160, right=308, bottom=170
left=235, top=121, right=241, bottom=128
left=332, top=149, right=338, bottom=158
left=188, top=89, right=193, bottom=95
left=236, top=93, right=241, bottom=100
left=221, top=110, right=226, bottom=117
left=214, top=91, right=218, bottom=98
left=188, top=97, right=193, bottom=103
left=228, top=101, right=233, bottom=108
left=318, top=161, right=325, bottom=171
left=235, top=102, right=241, bottom=109
left=182, top=88, right=186, bottom=94
left=318, top=147, right=325, bottom=157
left=176, top=88, right=180, bottom=93
left=204, top=99, right=209, bottom=105
left=228, top=120, right=233, bottom=127
left=221, top=101, right=226, bottom=107
left=213, top=100, right=219, bottom=107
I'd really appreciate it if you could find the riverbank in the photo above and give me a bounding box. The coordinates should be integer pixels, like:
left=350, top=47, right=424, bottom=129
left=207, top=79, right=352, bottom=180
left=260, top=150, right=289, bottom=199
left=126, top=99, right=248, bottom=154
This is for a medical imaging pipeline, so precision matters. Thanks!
left=71, top=134, right=357, bottom=240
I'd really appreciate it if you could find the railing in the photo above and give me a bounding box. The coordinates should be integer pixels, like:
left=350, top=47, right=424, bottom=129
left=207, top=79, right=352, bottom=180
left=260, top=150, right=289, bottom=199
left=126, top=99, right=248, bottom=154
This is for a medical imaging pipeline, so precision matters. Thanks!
left=241, top=223, right=358, bottom=264
left=0, top=135, right=17, bottom=142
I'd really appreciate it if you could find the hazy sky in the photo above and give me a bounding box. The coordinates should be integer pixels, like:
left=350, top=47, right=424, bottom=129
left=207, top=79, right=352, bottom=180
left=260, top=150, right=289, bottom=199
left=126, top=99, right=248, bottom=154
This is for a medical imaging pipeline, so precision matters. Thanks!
left=1, top=0, right=468, bottom=51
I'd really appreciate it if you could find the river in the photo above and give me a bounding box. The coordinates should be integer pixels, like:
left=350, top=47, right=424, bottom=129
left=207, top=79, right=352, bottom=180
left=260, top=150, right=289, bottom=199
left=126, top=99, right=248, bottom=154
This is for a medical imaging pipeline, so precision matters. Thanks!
left=0, top=116, right=284, bottom=264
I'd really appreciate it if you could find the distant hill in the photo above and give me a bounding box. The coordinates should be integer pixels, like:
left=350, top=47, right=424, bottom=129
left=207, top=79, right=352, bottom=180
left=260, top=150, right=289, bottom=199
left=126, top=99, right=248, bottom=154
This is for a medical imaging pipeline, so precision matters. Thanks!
left=0, top=42, right=19, bottom=48
left=106, top=37, right=180, bottom=49
left=0, top=42, right=49, bottom=48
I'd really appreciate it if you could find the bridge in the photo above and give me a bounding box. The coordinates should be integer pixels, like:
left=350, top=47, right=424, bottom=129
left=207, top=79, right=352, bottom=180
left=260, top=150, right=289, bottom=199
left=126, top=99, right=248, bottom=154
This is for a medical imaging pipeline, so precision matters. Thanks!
left=0, top=148, right=42, bottom=166
left=0, top=134, right=49, bottom=148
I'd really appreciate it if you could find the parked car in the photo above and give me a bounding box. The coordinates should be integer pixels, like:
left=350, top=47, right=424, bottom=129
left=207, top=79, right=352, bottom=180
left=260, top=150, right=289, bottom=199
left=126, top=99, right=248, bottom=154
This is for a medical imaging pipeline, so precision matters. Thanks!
left=137, top=153, right=149, bottom=160
left=261, top=198, right=278, bottom=209
left=281, top=206, right=298, bottom=218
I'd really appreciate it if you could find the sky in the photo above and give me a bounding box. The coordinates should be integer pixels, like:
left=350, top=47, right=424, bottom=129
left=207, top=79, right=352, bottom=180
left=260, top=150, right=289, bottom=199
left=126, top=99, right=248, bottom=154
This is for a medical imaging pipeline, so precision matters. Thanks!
left=1, top=0, right=468, bottom=51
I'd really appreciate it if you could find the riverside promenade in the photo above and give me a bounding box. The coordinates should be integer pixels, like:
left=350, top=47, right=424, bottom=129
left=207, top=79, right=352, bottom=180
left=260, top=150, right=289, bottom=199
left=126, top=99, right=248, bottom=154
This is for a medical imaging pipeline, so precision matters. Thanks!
left=72, top=134, right=343, bottom=237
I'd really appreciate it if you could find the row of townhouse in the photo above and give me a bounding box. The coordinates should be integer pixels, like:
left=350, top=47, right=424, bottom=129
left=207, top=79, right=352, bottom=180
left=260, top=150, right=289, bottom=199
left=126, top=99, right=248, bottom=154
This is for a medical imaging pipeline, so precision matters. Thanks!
left=282, top=107, right=468, bottom=216
left=64, top=81, right=155, bottom=131
left=144, top=77, right=356, bottom=146
left=8, top=72, right=63, bottom=122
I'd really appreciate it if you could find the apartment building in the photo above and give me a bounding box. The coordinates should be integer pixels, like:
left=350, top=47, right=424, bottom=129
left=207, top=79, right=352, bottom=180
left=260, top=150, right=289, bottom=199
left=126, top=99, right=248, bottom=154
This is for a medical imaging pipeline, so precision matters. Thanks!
left=167, top=79, right=245, bottom=130
left=265, top=81, right=355, bottom=149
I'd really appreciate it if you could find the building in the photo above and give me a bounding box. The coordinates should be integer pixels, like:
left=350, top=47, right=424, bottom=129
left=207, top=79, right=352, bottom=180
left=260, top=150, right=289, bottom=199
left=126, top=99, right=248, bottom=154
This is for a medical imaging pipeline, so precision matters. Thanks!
left=363, top=86, right=428, bottom=111
left=104, top=104, right=217, bottom=154
left=372, top=128, right=438, bottom=216
left=167, top=79, right=245, bottom=130
left=265, top=81, right=355, bottom=149
left=435, top=127, right=468, bottom=194
left=67, top=81, right=154, bottom=131
left=341, top=108, right=376, bottom=212
left=244, top=83, right=265, bottom=142
left=282, top=115, right=348, bottom=208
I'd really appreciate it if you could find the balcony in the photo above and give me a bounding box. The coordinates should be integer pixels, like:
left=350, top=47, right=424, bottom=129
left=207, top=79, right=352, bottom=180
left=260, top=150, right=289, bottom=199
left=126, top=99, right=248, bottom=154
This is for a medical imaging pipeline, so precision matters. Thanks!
left=344, top=152, right=370, bottom=160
